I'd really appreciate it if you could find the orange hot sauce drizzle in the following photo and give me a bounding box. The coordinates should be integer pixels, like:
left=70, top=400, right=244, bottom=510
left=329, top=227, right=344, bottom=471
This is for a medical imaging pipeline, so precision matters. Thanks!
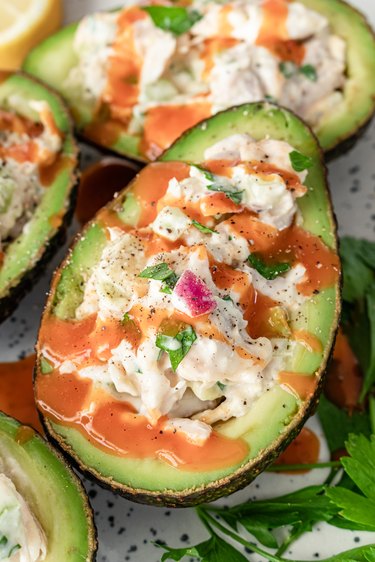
left=279, top=371, right=318, bottom=401
left=36, top=158, right=339, bottom=471
left=0, top=355, right=43, bottom=433
left=273, top=427, right=320, bottom=473
left=256, top=0, right=305, bottom=65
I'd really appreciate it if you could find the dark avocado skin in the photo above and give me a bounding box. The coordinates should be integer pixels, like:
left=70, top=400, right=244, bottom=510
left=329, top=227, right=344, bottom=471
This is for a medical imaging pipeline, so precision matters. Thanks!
left=0, top=412, right=97, bottom=560
left=35, top=102, right=341, bottom=507
left=0, top=73, right=79, bottom=324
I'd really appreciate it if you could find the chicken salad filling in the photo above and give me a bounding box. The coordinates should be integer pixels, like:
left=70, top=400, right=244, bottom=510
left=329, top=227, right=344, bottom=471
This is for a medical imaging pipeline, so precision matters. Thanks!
left=39, top=134, right=340, bottom=447
left=65, top=0, right=346, bottom=158
left=0, top=102, right=62, bottom=255
left=0, top=473, right=46, bottom=562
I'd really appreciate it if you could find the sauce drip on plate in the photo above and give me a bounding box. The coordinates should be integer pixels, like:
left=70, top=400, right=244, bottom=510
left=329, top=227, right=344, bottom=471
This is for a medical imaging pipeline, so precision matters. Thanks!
left=77, top=157, right=140, bottom=225
left=0, top=355, right=42, bottom=432
left=273, top=427, right=320, bottom=473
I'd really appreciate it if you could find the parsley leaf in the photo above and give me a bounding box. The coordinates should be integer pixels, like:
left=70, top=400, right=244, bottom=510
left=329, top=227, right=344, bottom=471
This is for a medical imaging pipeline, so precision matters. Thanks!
left=214, top=485, right=336, bottom=550
left=340, top=238, right=375, bottom=400
left=157, top=534, right=248, bottom=562
left=156, top=325, right=197, bottom=371
left=327, top=434, right=375, bottom=531
left=248, top=253, right=291, bottom=280
left=318, top=395, right=371, bottom=454
left=299, top=64, right=318, bottom=81
left=289, top=150, right=313, bottom=172
left=207, top=183, right=244, bottom=205
left=192, top=164, right=244, bottom=205
left=192, top=220, right=216, bottom=234
left=142, top=6, right=202, bottom=36
left=139, top=263, right=175, bottom=281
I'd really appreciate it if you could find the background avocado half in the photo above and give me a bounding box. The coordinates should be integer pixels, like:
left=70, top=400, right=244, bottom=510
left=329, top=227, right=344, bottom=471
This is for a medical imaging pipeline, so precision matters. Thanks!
left=0, top=72, right=79, bottom=323
left=34, top=103, right=341, bottom=507
left=0, top=412, right=97, bottom=561
left=22, top=0, right=375, bottom=162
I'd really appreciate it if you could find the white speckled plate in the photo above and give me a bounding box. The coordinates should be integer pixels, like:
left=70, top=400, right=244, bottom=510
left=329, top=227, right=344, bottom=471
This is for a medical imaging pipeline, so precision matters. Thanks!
left=1, top=1, right=375, bottom=560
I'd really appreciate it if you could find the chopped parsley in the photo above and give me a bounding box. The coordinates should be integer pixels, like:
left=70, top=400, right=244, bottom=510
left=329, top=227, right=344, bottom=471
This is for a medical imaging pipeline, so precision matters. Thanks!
left=299, top=64, right=318, bottom=82
left=192, top=220, right=216, bottom=234
left=142, top=6, right=202, bottom=36
left=156, top=325, right=197, bottom=371
left=207, top=183, right=244, bottom=205
left=192, top=165, right=244, bottom=205
left=222, top=295, right=233, bottom=303
left=289, top=150, right=314, bottom=172
left=139, top=263, right=178, bottom=294
left=0, top=536, right=21, bottom=559
left=217, top=382, right=226, bottom=391
left=248, top=253, right=291, bottom=280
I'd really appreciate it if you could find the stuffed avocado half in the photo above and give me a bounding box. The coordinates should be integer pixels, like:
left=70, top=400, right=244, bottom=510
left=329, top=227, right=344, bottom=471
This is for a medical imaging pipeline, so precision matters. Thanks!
left=23, top=0, right=375, bottom=162
left=0, top=72, right=78, bottom=323
left=34, top=103, right=340, bottom=507
left=0, top=412, right=97, bottom=561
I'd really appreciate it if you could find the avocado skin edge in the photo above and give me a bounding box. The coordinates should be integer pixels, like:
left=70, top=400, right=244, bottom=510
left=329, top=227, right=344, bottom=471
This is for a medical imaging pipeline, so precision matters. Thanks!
left=0, top=72, right=80, bottom=324
left=0, top=411, right=98, bottom=560
left=33, top=101, right=342, bottom=507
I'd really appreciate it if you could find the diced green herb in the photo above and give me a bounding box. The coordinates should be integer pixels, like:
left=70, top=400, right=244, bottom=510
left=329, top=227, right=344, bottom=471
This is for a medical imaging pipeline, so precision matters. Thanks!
left=222, top=295, right=233, bottom=303
left=289, top=150, right=314, bottom=172
left=139, top=263, right=175, bottom=281
left=207, top=183, right=244, bottom=205
left=139, top=263, right=178, bottom=294
left=122, top=313, right=130, bottom=323
left=40, top=355, right=53, bottom=374
left=156, top=325, right=197, bottom=371
left=279, top=60, right=297, bottom=78
left=192, top=165, right=244, bottom=205
left=0, top=536, right=7, bottom=547
left=299, top=64, right=318, bottom=81
left=142, top=6, right=202, bottom=36
left=217, top=382, right=226, bottom=391
left=248, top=253, right=291, bottom=280
left=8, top=545, right=21, bottom=557
left=192, top=220, right=216, bottom=234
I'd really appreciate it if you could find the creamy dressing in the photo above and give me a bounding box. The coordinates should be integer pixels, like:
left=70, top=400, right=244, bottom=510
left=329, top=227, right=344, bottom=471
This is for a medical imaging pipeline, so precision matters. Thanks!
left=67, top=0, right=347, bottom=157
left=0, top=474, right=46, bottom=562
left=48, top=135, right=316, bottom=444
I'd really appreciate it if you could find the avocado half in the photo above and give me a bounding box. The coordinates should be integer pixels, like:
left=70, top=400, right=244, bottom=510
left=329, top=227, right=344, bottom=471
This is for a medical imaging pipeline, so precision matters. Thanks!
left=22, top=0, right=375, bottom=162
left=0, top=412, right=97, bottom=560
left=0, top=72, right=79, bottom=323
left=34, top=103, right=341, bottom=507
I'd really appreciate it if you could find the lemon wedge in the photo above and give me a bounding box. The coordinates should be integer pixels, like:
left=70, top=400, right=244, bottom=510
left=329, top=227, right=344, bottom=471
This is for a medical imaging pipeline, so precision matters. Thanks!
left=0, top=0, right=62, bottom=70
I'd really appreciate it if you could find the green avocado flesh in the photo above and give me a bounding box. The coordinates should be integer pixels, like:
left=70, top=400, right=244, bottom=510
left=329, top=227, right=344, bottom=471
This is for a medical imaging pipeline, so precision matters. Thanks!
left=23, top=0, right=375, bottom=161
left=0, top=412, right=96, bottom=561
left=35, top=103, right=340, bottom=506
left=0, top=72, right=78, bottom=323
